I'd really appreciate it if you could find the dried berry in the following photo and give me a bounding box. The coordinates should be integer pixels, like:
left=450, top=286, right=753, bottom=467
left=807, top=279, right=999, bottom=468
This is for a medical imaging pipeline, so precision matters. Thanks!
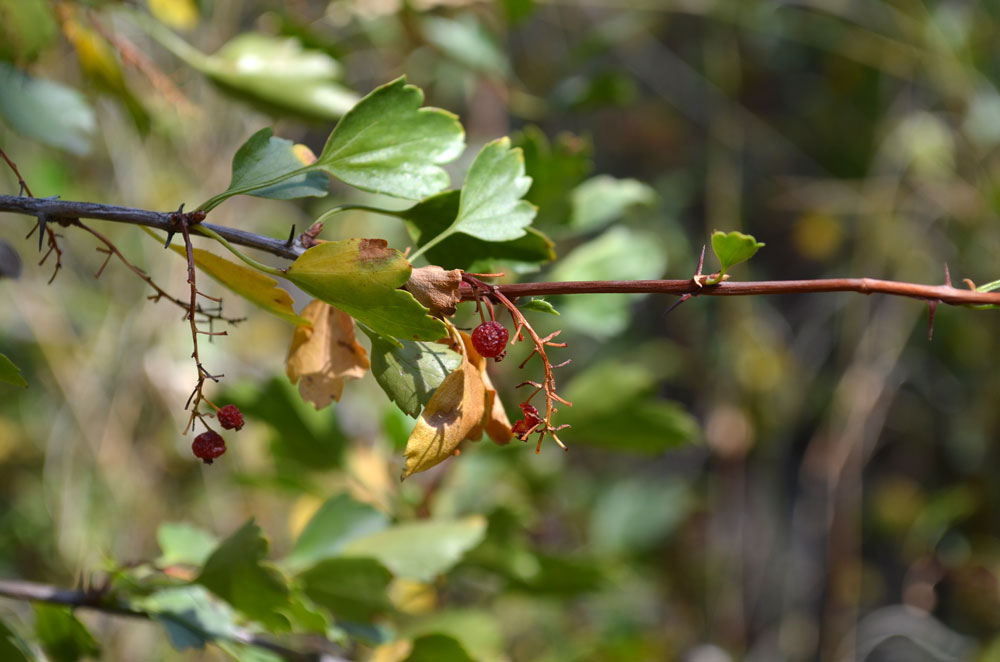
left=192, top=430, right=226, bottom=464
left=512, top=402, right=542, bottom=439
left=472, top=320, right=509, bottom=359
left=217, top=404, right=244, bottom=431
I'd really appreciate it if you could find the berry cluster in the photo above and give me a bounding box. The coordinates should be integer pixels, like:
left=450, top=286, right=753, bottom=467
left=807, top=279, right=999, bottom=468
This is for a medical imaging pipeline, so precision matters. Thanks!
left=191, top=404, right=245, bottom=464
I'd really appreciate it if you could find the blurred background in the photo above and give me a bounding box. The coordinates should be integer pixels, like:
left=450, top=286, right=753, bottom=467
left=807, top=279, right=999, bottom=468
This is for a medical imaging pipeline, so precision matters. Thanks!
left=3, top=0, right=1000, bottom=660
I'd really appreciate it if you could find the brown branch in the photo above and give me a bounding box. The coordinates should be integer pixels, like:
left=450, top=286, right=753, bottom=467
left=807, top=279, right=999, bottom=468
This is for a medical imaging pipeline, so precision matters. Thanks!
left=0, top=579, right=344, bottom=662
left=459, top=278, right=1000, bottom=307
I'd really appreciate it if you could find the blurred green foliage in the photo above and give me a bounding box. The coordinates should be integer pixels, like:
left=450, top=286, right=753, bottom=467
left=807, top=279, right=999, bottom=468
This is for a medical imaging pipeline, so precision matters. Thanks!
left=3, top=1, right=1000, bottom=661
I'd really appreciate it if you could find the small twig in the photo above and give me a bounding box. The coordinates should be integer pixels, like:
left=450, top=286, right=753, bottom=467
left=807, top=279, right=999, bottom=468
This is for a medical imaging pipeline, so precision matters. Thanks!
left=0, top=146, right=33, bottom=197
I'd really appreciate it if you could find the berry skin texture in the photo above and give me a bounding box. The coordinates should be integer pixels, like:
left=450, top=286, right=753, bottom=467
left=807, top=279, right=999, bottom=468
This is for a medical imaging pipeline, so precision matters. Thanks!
left=192, top=430, right=226, bottom=464
left=217, top=404, right=244, bottom=431
left=472, top=320, right=509, bottom=359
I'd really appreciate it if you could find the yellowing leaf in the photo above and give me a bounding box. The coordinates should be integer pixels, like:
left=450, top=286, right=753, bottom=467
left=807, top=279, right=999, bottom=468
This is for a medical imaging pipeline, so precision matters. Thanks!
left=402, top=338, right=485, bottom=480
left=164, top=238, right=306, bottom=325
left=459, top=331, right=512, bottom=445
left=147, top=0, right=199, bottom=30
left=287, top=300, right=370, bottom=409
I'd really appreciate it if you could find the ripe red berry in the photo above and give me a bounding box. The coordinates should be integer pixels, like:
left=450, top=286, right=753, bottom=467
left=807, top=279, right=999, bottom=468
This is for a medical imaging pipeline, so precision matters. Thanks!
left=472, top=320, right=509, bottom=359
left=192, top=430, right=226, bottom=464
left=217, top=404, right=244, bottom=431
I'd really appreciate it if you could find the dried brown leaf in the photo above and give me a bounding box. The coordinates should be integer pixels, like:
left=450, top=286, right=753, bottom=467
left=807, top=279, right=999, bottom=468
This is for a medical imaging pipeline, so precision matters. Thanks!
left=286, top=299, right=370, bottom=409
left=405, top=266, right=463, bottom=317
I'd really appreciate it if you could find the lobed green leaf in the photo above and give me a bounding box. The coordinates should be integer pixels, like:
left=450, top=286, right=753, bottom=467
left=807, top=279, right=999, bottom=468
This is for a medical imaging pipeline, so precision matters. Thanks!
left=362, top=328, right=463, bottom=418
left=711, top=230, right=765, bottom=277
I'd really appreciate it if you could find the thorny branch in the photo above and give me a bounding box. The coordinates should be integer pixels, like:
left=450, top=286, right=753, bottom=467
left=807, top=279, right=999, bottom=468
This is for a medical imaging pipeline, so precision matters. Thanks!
left=0, top=578, right=346, bottom=662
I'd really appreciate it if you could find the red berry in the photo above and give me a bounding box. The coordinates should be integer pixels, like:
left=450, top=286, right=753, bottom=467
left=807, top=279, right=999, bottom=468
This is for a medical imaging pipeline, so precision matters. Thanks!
left=192, top=430, right=226, bottom=464
left=217, top=404, right=244, bottom=431
left=472, top=321, right=509, bottom=359
left=519, top=403, right=541, bottom=426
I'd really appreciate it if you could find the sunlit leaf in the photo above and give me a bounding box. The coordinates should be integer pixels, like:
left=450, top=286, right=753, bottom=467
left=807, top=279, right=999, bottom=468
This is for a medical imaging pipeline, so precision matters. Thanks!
left=570, top=175, right=657, bottom=230
left=315, top=77, right=464, bottom=200
left=165, top=240, right=307, bottom=325
left=285, top=300, right=370, bottom=409
left=711, top=230, right=765, bottom=277
left=285, top=239, right=447, bottom=341
left=0, top=63, right=95, bottom=155
left=197, top=520, right=291, bottom=631
left=148, top=0, right=199, bottom=30
left=285, top=493, right=389, bottom=572
left=157, top=522, right=219, bottom=567
left=0, top=353, right=27, bottom=388
left=518, top=299, right=559, bottom=315
left=342, top=516, right=487, bottom=582
left=134, top=586, right=240, bottom=651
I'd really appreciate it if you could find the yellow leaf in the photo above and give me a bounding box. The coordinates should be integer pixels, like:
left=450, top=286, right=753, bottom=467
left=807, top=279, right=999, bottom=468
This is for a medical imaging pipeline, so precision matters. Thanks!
left=286, top=300, right=370, bottom=409
left=158, top=232, right=307, bottom=325
left=401, top=334, right=485, bottom=479
left=460, top=331, right=513, bottom=445
left=147, top=0, right=199, bottom=30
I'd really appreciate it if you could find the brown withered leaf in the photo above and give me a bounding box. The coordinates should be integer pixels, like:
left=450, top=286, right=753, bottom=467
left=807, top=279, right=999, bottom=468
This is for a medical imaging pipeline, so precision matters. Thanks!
left=286, top=300, right=370, bottom=409
left=460, top=331, right=513, bottom=445
left=401, top=345, right=485, bottom=480
left=405, top=266, right=463, bottom=317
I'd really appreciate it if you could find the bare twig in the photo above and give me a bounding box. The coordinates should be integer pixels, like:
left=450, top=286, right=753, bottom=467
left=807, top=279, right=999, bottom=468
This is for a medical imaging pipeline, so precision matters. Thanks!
left=0, top=579, right=345, bottom=662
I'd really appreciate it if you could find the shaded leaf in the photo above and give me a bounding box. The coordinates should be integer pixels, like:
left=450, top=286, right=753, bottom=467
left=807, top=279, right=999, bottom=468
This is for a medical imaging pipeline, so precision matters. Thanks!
left=403, top=634, right=476, bottom=662
left=316, top=77, right=464, bottom=200
left=342, top=516, right=487, bottom=582
left=401, top=348, right=485, bottom=478
left=286, top=300, right=369, bottom=409
left=298, top=557, right=392, bottom=622
left=403, top=610, right=504, bottom=662
left=711, top=230, right=765, bottom=277
left=285, top=493, right=389, bottom=572
left=33, top=605, right=100, bottom=662
left=0, top=62, right=95, bottom=155
left=0, top=353, right=27, bottom=388
left=197, top=519, right=291, bottom=631
left=0, top=618, right=31, bottom=662
left=402, top=191, right=554, bottom=273
left=513, top=126, right=593, bottom=228
left=570, top=175, right=657, bottom=230
left=405, top=266, right=463, bottom=317
left=589, top=479, right=693, bottom=554
left=285, top=238, right=447, bottom=341
left=157, top=522, right=219, bottom=567
left=419, top=15, right=509, bottom=77
left=163, top=237, right=306, bottom=325
left=205, top=127, right=327, bottom=209
left=0, top=0, right=57, bottom=63
left=363, top=329, right=463, bottom=418
left=134, top=585, right=240, bottom=651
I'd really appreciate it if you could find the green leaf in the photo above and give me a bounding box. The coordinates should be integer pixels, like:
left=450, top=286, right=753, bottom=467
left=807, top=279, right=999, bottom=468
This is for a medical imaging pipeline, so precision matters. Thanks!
left=197, top=519, right=291, bottom=631
left=710, top=230, right=765, bottom=278
left=401, top=191, right=554, bottom=273
left=513, top=126, right=593, bottom=228
left=134, top=585, right=240, bottom=651
left=147, top=26, right=357, bottom=121
left=0, top=0, right=57, bottom=62
left=0, top=63, right=95, bottom=155
left=413, top=138, right=535, bottom=258
left=549, top=227, right=666, bottom=339
left=519, top=299, right=559, bottom=315
left=419, top=15, right=509, bottom=77
left=570, top=175, right=657, bottom=231
left=558, top=361, right=698, bottom=453
left=204, top=128, right=327, bottom=209
left=162, top=238, right=307, bottom=325
left=362, top=328, right=463, bottom=418
left=316, top=77, right=464, bottom=200
left=157, top=522, right=219, bottom=567
left=403, top=634, right=476, bottom=662
left=342, top=516, right=487, bottom=582
left=285, top=238, right=447, bottom=341
left=285, top=493, right=389, bottom=572
left=298, top=557, right=392, bottom=622
left=589, top=479, right=693, bottom=554
left=0, top=353, right=27, bottom=388
left=33, top=605, right=100, bottom=662
left=0, top=618, right=31, bottom=662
